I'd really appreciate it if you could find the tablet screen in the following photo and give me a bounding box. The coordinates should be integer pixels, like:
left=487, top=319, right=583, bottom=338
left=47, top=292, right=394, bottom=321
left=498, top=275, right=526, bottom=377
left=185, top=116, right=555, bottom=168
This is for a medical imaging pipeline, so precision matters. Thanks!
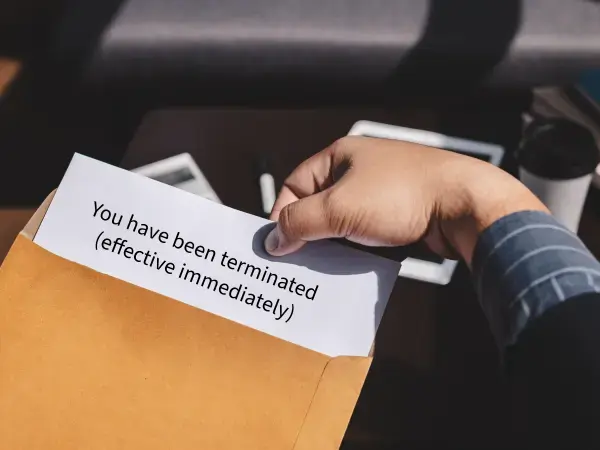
left=408, top=246, right=445, bottom=264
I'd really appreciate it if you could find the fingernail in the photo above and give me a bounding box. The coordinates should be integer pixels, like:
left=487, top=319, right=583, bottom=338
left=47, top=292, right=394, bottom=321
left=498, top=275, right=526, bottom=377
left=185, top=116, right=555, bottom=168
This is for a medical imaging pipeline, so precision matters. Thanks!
left=265, top=227, right=280, bottom=254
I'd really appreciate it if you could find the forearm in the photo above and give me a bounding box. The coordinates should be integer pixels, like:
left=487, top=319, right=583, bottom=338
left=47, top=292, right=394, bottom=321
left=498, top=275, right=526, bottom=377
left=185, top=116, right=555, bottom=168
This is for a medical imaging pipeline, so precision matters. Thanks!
left=441, top=163, right=549, bottom=267
left=471, top=210, right=600, bottom=347
left=470, top=210, right=600, bottom=446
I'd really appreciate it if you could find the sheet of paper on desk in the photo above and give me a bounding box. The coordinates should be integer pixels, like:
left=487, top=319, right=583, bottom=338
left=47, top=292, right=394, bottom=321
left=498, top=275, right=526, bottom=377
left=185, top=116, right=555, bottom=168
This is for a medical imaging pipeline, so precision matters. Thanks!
left=34, top=154, right=401, bottom=357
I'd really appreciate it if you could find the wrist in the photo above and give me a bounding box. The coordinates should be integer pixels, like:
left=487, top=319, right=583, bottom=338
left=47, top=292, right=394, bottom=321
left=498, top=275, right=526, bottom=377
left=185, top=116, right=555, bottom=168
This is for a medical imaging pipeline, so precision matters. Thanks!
left=442, top=167, right=548, bottom=266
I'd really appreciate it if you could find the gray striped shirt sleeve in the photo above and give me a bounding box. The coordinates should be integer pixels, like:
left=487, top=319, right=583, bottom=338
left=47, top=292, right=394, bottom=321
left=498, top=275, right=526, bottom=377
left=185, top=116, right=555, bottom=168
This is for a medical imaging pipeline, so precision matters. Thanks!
left=471, top=210, right=600, bottom=348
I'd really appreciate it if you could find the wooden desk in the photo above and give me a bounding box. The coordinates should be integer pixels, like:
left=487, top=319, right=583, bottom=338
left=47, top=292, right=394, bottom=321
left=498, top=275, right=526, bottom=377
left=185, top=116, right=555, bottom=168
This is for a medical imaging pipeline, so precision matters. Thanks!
left=0, top=59, right=19, bottom=96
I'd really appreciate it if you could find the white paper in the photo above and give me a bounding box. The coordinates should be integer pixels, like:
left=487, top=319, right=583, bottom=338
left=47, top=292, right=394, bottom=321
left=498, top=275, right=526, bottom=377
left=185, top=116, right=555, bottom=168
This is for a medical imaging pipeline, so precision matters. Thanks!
left=34, top=154, right=400, bottom=357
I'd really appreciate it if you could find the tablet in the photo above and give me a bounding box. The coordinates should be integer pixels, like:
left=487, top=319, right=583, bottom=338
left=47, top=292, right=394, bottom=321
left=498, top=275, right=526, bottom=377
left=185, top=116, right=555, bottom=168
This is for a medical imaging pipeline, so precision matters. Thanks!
left=348, top=121, right=505, bottom=285
left=132, top=153, right=221, bottom=204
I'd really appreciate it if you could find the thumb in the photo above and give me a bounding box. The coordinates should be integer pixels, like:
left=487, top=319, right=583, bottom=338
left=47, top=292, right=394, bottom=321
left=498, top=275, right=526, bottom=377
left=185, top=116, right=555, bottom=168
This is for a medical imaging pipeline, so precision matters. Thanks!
left=264, top=191, right=341, bottom=256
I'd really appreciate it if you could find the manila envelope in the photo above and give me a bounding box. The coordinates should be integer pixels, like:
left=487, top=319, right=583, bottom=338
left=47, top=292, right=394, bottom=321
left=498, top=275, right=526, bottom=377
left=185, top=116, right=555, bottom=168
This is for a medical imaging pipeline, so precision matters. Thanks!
left=0, top=192, right=372, bottom=449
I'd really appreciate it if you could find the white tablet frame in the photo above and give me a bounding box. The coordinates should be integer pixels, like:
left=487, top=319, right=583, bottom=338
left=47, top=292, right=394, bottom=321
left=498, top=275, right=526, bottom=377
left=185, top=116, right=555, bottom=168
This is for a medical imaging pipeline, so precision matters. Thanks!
left=132, top=153, right=221, bottom=204
left=348, top=120, right=505, bottom=285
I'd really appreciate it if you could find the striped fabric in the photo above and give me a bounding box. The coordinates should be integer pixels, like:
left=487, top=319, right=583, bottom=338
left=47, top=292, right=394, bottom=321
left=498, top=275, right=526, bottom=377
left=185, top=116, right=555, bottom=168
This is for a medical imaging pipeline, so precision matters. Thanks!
left=472, top=211, right=600, bottom=348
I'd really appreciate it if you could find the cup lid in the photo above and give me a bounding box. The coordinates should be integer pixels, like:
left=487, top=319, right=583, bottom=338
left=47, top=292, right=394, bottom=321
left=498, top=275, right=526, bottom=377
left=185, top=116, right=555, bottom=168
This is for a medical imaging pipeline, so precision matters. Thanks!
left=517, top=118, right=600, bottom=180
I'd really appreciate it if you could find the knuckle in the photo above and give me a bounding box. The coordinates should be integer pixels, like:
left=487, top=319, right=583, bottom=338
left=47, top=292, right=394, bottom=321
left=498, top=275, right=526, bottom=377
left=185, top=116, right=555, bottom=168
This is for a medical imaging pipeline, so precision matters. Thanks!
left=282, top=174, right=296, bottom=188
left=329, top=136, right=353, bottom=155
left=323, top=190, right=354, bottom=237
left=331, top=136, right=349, bottom=149
left=328, top=136, right=352, bottom=158
left=278, top=203, right=296, bottom=236
left=340, top=135, right=362, bottom=146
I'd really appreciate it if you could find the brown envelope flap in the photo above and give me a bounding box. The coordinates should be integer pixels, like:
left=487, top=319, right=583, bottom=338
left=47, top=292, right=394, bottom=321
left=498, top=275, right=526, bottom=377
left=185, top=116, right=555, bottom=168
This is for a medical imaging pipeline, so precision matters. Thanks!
left=0, top=235, right=369, bottom=449
left=293, top=356, right=372, bottom=450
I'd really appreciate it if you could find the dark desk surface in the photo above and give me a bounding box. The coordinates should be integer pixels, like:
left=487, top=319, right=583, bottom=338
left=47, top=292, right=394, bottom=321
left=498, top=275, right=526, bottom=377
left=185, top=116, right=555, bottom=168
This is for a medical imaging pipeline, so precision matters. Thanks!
left=121, top=109, right=600, bottom=449
left=0, top=108, right=596, bottom=448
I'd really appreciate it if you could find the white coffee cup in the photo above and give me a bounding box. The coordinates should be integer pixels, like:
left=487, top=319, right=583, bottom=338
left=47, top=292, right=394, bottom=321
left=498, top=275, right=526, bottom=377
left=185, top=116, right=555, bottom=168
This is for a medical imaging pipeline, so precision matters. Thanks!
left=519, top=168, right=593, bottom=232
left=517, top=118, right=599, bottom=233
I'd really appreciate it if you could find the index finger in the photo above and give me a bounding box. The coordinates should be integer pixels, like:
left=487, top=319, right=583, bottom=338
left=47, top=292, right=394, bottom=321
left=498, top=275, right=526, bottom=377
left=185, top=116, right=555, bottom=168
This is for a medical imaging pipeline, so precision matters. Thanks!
left=270, top=185, right=299, bottom=221
left=269, top=140, right=351, bottom=221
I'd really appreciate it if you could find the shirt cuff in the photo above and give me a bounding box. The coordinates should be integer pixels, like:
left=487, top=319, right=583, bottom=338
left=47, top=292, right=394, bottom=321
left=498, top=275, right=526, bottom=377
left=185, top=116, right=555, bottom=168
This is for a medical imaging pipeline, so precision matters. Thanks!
left=471, top=210, right=600, bottom=348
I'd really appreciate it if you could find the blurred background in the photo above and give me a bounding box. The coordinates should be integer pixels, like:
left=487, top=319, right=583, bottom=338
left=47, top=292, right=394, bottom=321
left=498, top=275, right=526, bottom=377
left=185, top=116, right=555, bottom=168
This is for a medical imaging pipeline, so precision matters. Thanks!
left=2, top=1, right=600, bottom=448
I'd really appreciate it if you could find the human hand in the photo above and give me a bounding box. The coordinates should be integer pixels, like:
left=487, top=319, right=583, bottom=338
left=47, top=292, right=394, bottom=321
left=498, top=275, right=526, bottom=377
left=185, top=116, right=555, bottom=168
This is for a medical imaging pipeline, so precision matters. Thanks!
left=264, top=136, right=547, bottom=265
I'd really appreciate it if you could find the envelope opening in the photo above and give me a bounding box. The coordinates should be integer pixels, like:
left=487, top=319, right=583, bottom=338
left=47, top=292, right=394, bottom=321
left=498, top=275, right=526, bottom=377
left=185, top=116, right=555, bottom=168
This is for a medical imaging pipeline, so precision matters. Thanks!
left=3, top=195, right=374, bottom=448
